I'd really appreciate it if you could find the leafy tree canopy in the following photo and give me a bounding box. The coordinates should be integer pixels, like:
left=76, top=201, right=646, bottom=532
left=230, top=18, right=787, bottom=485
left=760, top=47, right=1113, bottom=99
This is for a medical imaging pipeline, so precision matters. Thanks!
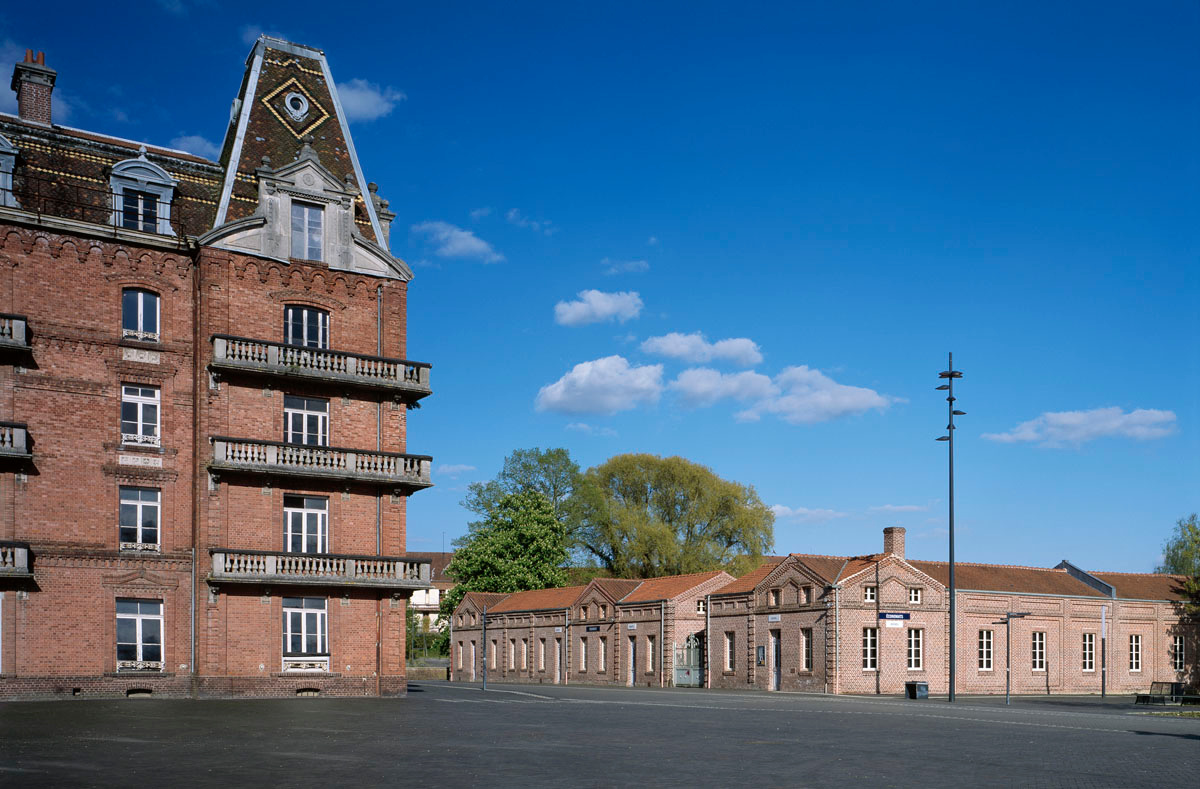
left=441, top=490, right=569, bottom=617
left=1158, top=513, right=1200, bottom=615
left=575, top=453, right=774, bottom=579
left=461, top=448, right=583, bottom=536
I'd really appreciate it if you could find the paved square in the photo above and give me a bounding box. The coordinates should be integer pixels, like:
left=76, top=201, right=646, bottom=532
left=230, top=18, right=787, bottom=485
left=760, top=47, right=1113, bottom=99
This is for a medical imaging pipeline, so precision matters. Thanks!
left=3, top=683, right=1197, bottom=787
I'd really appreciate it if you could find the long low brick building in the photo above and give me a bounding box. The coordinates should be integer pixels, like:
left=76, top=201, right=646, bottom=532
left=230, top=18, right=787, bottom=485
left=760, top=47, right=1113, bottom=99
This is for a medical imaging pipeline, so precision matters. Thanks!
left=452, top=528, right=1197, bottom=696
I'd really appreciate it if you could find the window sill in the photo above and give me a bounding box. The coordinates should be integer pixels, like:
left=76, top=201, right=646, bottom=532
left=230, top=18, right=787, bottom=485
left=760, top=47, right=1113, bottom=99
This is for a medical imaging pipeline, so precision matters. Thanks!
left=272, top=672, right=342, bottom=678
left=106, top=671, right=174, bottom=678
left=119, top=441, right=164, bottom=454
left=119, top=336, right=162, bottom=349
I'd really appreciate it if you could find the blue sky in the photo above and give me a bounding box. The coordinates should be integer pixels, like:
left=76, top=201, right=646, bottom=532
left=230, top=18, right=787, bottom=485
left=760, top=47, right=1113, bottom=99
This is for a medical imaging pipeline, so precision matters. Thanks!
left=4, top=2, right=1196, bottom=571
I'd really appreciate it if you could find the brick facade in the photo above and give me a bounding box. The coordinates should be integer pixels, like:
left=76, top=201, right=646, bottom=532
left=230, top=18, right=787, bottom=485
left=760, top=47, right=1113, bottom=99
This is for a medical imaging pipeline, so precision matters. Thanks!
left=0, top=38, right=433, bottom=700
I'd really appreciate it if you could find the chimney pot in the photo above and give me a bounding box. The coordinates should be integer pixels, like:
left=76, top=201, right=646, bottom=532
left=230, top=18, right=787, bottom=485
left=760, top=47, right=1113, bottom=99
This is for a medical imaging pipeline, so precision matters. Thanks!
left=883, top=526, right=906, bottom=559
left=11, top=49, right=57, bottom=126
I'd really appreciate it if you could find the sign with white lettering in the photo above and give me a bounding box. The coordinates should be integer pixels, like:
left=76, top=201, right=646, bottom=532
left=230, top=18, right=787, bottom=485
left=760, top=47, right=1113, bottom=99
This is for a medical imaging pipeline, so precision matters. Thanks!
left=118, top=454, right=162, bottom=468
left=554, top=627, right=562, bottom=633
left=627, top=623, right=637, bottom=630
left=586, top=625, right=600, bottom=632
left=767, top=614, right=781, bottom=622
left=885, top=619, right=904, bottom=628
left=878, top=612, right=910, bottom=620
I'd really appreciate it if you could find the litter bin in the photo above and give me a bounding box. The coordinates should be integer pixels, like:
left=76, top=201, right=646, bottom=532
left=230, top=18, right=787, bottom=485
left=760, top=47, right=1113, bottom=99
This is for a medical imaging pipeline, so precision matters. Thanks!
left=905, top=681, right=928, bottom=700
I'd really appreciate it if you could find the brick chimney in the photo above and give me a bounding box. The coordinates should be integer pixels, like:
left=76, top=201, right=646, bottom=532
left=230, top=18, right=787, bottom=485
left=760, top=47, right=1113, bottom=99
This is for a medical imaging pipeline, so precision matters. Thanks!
left=883, top=526, right=905, bottom=559
left=10, top=49, right=56, bottom=126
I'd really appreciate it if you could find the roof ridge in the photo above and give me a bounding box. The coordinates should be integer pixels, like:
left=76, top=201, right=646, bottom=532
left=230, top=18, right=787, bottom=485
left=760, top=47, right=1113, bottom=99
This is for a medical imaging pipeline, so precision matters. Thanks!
left=1091, top=569, right=1187, bottom=579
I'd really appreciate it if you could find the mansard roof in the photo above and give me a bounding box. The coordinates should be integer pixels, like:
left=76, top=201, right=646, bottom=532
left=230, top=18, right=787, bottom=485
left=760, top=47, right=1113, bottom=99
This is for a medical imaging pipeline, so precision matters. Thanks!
left=215, top=37, right=384, bottom=245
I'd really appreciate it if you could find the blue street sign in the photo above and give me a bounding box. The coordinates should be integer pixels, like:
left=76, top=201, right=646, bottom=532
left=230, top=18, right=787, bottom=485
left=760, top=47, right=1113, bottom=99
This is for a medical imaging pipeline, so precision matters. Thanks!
left=879, top=612, right=911, bottom=620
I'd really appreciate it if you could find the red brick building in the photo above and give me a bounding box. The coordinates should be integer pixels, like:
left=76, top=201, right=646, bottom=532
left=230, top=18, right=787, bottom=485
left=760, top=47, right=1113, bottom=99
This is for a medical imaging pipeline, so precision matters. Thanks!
left=0, top=38, right=435, bottom=699
left=451, top=528, right=1196, bottom=696
left=450, top=571, right=734, bottom=687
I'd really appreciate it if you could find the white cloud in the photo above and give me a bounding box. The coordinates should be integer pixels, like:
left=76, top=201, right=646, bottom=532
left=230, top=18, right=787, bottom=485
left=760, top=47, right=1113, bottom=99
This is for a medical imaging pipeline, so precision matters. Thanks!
left=506, top=208, right=555, bottom=236
left=336, top=79, right=406, bottom=122
left=641, top=332, right=763, bottom=367
left=736, top=366, right=895, bottom=424
left=670, top=368, right=777, bottom=408
left=602, top=258, right=650, bottom=276
left=410, top=221, right=504, bottom=263
left=435, top=463, right=477, bottom=478
left=469, top=207, right=492, bottom=220
left=982, top=407, right=1177, bottom=447
left=554, top=290, right=643, bottom=326
left=240, top=25, right=287, bottom=46
left=535, top=356, right=663, bottom=415
left=566, top=422, right=618, bottom=437
left=771, top=505, right=848, bottom=522
left=170, top=134, right=220, bottom=159
left=648, top=236, right=659, bottom=245
left=869, top=504, right=928, bottom=513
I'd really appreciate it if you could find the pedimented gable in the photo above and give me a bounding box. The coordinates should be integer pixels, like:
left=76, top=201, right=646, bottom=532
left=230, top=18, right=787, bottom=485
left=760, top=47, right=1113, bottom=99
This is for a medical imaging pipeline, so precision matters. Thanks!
left=756, top=557, right=826, bottom=606
left=840, top=555, right=946, bottom=607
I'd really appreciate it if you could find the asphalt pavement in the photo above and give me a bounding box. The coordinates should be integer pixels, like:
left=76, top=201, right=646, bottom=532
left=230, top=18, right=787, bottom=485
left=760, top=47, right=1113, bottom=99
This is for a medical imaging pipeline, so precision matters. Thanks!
left=2, top=681, right=1197, bottom=787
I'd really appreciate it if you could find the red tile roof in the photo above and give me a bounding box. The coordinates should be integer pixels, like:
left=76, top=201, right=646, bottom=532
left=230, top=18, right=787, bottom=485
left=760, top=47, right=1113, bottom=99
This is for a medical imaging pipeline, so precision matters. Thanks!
left=590, top=578, right=643, bottom=601
left=1091, top=572, right=1189, bottom=601
left=487, top=585, right=588, bottom=614
left=908, top=561, right=1108, bottom=597
left=621, top=571, right=730, bottom=604
left=461, top=592, right=509, bottom=610
left=713, top=559, right=786, bottom=595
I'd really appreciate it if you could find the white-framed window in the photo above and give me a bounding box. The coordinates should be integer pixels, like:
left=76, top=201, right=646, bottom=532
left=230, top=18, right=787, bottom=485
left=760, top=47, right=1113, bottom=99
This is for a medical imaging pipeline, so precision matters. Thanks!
left=1129, top=634, right=1141, bottom=672
left=282, top=597, right=328, bottom=671
left=538, top=638, right=546, bottom=671
left=121, top=384, right=160, bottom=447
left=802, top=586, right=813, bottom=604
left=863, top=585, right=876, bottom=603
left=599, top=636, right=608, bottom=671
left=579, top=637, right=588, bottom=671
left=0, top=132, right=17, bottom=209
left=801, top=627, right=813, bottom=671
left=580, top=605, right=588, bottom=622
left=109, top=153, right=176, bottom=236
left=599, top=604, right=607, bottom=619
left=1173, top=635, right=1185, bottom=672
left=457, top=642, right=463, bottom=670
left=908, top=588, right=922, bottom=605
left=284, top=495, right=328, bottom=553
left=1032, top=631, right=1046, bottom=671
left=284, top=395, right=329, bottom=446
left=978, top=629, right=993, bottom=671
left=119, top=485, right=160, bottom=551
left=907, top=628, right=923, bottom=670
left=122, top=288, right=160, bottom=342
left=863, top=627, right=878, bottom=670
left=768, top=589, right=780, bottom=607
left=291, top=201, right=324, bottom=261
left=696, top=599, right=706, bottom=615
left=521, top=638, right=528, bottom=670
left=647, top=635, right=656, bottom=672
left=284, top=305, right=329, bottom=349
left=725, top=631, right=736, bottom=672
left=509, top=638, right=516, bottom=669
left=116, top=598, right=162, bottom=671
left=1082, top=632, right=1095, bottom=672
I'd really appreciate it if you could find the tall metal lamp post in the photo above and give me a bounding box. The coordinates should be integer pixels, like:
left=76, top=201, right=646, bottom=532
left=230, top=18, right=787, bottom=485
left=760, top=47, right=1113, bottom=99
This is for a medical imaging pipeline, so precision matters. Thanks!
left=936, top=353, right=964, bottom=702
left=992, top=612, right=1030, bottom=705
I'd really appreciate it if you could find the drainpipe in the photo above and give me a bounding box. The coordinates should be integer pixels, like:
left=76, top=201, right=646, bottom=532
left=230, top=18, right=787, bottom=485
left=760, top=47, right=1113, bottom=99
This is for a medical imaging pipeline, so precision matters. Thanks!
left=190, top=547, right=195, bottom=693
left=564, top=608, right=570, bottom=685
left=705, top=594, right=711, bottom=689
left=481, top=606, right=488, bottom=690
left=660, top=601, right=665, bottom=688
left=376, top=597, right=382, bottom=696
left=449, top=612, right=455, bottom=682
left=376, top=284, right=383, bottom=555
left=832, top=584, right=842, bottom=695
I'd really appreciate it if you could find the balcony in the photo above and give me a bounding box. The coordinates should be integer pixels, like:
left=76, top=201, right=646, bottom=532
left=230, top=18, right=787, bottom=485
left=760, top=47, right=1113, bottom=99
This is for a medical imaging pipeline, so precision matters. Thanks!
left=209, top=549, right=433, bottom=590
left=0, top=422, right=32, bottom=460
left=0, top=540, right=32, bottom=577
left=209, top=437, right=432, bottom=492
left=210, top=335, right=432, bottom=401
left=0, top=314, right=29, bottom=352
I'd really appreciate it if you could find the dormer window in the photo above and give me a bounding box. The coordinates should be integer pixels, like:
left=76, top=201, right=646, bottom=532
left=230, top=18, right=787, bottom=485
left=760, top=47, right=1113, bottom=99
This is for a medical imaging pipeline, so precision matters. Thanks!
left=285, top=305, right=329, bottom=349
left=0, top=133, right=17, bottom=208
left=109, top=149, right=177, bottom=236
left=291, top=201, right=324, bottom=261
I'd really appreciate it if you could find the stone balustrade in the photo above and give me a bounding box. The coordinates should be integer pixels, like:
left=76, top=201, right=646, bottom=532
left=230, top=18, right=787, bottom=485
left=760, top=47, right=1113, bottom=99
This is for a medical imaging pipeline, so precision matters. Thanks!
left=209, top=548, right=432, bottom=590
left=209, top=437, right=432, bottom=491
left=0, top=314, right=29, bottom=351
left=211, top=335, right=432, bottom=400
left=0, top=540, right=32, bottom=577
left=0, top=422, right=31, bottom=459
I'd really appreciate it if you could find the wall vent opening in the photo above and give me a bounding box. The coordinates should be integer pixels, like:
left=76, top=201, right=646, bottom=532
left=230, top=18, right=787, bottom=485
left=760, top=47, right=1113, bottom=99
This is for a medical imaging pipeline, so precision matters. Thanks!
left=125, top=688, right=153, bottom=698
left=296, top=687, right=320, bottom=697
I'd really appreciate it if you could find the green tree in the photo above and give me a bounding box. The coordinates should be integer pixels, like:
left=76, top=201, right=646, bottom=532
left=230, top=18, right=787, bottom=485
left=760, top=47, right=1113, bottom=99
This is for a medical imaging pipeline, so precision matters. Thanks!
left=1158, top=513, right=1200, bottom=615
left=462, top=448, right=583, bottom=537
left=575, top=453, right=774, bottom=578
left=440, top=490, right=569, bottom=618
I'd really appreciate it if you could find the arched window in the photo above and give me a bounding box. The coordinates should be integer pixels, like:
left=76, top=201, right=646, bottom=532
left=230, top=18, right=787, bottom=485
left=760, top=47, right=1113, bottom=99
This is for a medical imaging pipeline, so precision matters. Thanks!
left=110, top=148, right=177, bottom=235
left=284, top=305, right=329, bottom=349
left=122, top=288, right=160, bottom=342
